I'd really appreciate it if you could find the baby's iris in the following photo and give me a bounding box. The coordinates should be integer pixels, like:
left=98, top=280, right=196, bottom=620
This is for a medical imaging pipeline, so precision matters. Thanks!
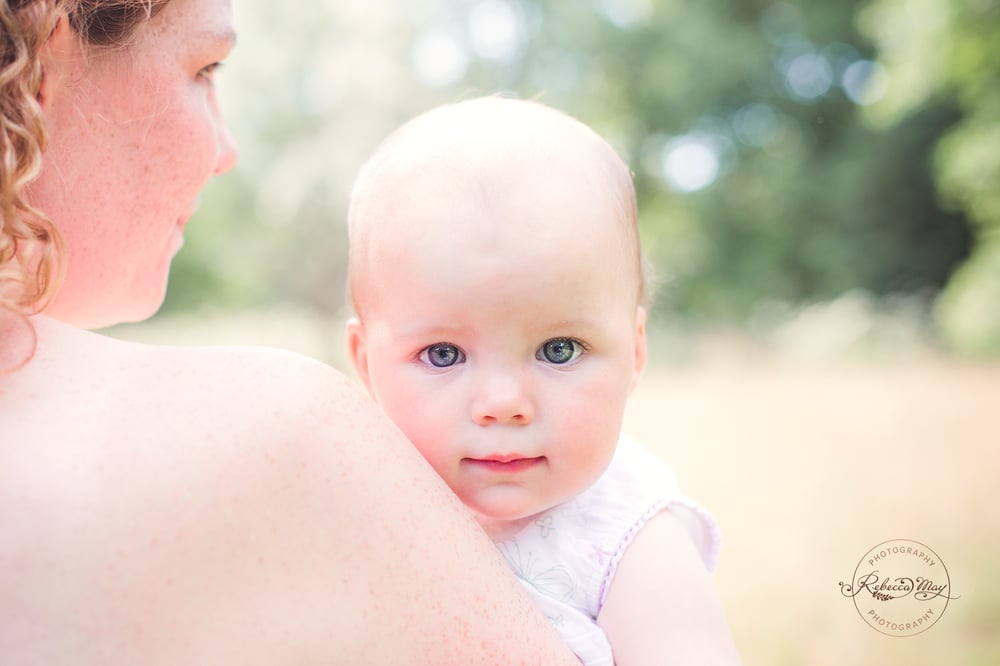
left=421, top=343, right=464, bottom=367
left=538, top=338, right=583, bottom=364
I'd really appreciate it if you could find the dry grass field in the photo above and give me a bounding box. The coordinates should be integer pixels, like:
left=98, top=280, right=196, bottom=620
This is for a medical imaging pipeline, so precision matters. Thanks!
left=110, top=309, right=1000, bottom=664
left=626, top=353, right=1000, bottom=665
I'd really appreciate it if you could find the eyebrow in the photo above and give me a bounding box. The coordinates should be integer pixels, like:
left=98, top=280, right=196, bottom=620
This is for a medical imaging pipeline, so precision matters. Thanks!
left=394, top=319, right=604, bottom=341
left=542, top=318, right=604, bottom=332
left=394, top=324, right=466, bottom=340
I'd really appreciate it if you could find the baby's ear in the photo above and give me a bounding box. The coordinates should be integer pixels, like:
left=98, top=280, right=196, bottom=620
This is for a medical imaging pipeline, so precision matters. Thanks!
left=345, top=317, right=373, bottom=394
left=630, top=306, right=648, bottom=393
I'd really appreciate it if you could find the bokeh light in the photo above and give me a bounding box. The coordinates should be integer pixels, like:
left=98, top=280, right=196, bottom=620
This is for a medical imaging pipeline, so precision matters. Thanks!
left=661, top=135, right=721, bottom=192
left=467, top=0, right=525, bottom=61
left=411, top=29, right=469, bottom=87
left=782, top=52, right=834, bottom=101
left=842, top=59, right=889, bottom=105
left=732, top=103, right=781, bottom=148
left=596, top=0, right=653, bottom=29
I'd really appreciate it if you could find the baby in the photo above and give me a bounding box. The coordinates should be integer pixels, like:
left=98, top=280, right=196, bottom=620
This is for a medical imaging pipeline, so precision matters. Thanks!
left=345, top=97, right=741, bottom=665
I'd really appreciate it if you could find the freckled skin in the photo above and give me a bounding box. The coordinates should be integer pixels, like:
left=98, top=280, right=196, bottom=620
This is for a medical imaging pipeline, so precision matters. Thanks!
left=31, top=0, right=238, bottom=328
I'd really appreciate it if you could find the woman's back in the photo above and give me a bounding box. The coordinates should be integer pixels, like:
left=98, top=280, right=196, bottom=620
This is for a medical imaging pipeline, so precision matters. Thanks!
left=1, top=318, right=573, bottom=664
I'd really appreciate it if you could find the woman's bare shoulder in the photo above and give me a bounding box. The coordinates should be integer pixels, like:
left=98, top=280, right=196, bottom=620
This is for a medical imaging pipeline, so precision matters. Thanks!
left=4, top=317, right=361, bottom=438
left=2, top=318, right=397, bottom=540
left=1, top=316, right=389, bottom=562
left=1, top=319, right=578, bottom=664
left=0, top=322, right=414, bottom=660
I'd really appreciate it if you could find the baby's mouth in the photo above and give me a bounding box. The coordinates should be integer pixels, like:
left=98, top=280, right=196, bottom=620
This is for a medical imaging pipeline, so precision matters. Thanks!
left=463, top=456, right=546, bottom=473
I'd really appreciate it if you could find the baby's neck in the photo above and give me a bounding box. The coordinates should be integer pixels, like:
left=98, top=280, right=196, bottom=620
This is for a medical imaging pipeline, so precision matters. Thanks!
left=474, top=513, right=541, bottom=541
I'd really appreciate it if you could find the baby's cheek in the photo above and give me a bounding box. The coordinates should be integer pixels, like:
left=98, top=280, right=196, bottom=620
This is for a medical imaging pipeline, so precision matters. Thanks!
left=390, top=409, right=448, bottom=461
left=555, top=383, right=626, bottom=452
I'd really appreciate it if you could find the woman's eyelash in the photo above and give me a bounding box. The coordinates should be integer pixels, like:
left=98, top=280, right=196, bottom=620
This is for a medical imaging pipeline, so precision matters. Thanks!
left=198, top=62, right=223, bottom=80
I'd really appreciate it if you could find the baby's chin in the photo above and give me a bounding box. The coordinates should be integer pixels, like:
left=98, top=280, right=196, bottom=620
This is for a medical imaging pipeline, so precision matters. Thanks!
left=467, top=495, right=560, bottom=540
left=473, top=512, right=541, bottom=541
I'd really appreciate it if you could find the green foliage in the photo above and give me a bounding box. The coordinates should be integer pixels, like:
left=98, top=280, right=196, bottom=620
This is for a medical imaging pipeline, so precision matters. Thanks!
left=936, top=231, right=1000, bottom=354
left=164, top=0, right=994, bottom=353
left=860, top=0, right=1000, bottom=353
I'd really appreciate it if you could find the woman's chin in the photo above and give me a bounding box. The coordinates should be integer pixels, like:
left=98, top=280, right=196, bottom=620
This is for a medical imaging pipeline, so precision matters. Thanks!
left=44, top=287, right=167, bottom=331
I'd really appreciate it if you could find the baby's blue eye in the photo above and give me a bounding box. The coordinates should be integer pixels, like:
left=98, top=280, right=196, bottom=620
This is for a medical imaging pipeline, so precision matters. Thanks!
left=537, top=338, right=584, bottom=364
left=420, top=343, right=465, bottom=368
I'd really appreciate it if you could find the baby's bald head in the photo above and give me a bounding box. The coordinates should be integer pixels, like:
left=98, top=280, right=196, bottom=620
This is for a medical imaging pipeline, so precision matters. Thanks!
left=347, top=97, right=647, bottom=320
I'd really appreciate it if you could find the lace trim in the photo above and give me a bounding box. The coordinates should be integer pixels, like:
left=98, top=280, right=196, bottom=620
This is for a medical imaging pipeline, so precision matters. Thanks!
left=596, top=497, right=721, bottom=611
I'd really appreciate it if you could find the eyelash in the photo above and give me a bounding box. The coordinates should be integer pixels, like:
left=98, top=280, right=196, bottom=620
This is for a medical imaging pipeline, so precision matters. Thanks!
left=197, top=62, right=223, bottom=82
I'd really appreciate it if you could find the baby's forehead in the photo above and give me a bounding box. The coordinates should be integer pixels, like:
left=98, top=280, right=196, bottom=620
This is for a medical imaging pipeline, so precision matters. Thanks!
left=366, top=157, right=623, bottom=261
left=349, top=98, right=643, bottom=312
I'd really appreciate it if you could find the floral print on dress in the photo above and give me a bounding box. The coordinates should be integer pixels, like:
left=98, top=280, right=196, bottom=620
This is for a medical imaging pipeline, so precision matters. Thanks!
left=497, top=540, right=577, bottom=603
left=535, top=515, right=556, bottom=538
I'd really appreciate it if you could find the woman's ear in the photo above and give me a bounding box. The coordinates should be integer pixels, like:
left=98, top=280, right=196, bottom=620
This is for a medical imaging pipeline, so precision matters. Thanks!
left=38, top=13, right=79, bottom=109
left=630, top=306, right=648, bottom=393
left=345, top=317, right=374, bottom=395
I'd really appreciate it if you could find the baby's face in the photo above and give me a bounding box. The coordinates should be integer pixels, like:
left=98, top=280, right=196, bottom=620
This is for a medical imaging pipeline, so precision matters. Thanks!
left=349, top=170, right=646, bottom=535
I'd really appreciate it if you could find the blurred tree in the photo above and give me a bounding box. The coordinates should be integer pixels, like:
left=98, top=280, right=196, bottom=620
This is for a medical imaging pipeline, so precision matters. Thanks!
left=481, top=0, right=972, bottom=322
left=162, top=0, right=985, bottom=349
left=860, top=0, right=1000, bottom=353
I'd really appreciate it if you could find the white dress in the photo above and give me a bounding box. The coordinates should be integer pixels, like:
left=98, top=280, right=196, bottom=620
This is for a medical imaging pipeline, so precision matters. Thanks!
left=494, top=434, right=720, bottom=665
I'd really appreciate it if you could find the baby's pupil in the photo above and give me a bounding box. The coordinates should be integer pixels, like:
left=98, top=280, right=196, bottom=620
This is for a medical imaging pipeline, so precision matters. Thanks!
left=431, top=345, right=457, bottom=366
left=545, top=340, right=572, bottom=363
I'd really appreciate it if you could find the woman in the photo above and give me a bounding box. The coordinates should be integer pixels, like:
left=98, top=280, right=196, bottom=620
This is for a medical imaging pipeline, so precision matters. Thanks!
left=0, top=1, right=579, bottom=663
